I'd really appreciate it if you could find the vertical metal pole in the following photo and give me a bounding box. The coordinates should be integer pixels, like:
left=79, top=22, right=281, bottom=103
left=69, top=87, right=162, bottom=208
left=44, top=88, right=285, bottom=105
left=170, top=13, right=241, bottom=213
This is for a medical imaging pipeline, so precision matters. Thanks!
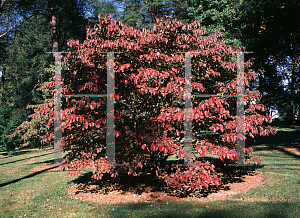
left=106, top=52, right=118, bottom=166
left=54, top=52, right=62, bottom=164
left=183, top=52, right=193, bottom=166
left=178, top=51, right=253, bottom=167
left=58, top=52, right=122, bottom=167
left=229, top=51, right=254, bottom=166
left=236, top=52, right=246, bottom=165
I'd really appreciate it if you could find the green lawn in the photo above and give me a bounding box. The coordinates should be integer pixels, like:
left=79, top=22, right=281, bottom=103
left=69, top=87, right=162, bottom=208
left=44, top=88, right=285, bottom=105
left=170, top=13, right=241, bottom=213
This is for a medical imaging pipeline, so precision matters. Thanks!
left=1, top=124, right=300, bottom=217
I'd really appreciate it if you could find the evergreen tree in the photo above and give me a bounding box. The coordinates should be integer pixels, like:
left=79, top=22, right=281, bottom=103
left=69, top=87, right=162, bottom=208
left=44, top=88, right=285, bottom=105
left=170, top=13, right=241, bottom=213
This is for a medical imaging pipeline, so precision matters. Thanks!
left=113, top=0, right=189, bottom=30
left=0, top=0, right=90, bottom=152
left=85, top=0, right=122, bottom=25
left=0, top=101, right=24, bottom=152
left=16, top=0, right=89, bottom=52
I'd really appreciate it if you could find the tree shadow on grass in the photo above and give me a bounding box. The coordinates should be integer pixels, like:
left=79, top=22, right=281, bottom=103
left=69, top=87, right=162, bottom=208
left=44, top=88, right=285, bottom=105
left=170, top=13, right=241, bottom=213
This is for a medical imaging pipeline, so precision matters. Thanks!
left=0, top=149, right=35, bottom=158
left=0, top=164, right=62, bottom=188
left=246, top=122, right=300, bottom=159
left=0, top=152, right=52, bottom=166
left=27, top=159, right=54, bottom=166
left=109, top=201, right=300, bottom=218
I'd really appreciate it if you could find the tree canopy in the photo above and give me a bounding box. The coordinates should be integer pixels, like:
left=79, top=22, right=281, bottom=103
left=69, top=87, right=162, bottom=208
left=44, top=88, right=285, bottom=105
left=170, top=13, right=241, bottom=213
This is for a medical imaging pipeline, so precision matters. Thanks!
left=8, top=16, right=277, bottom=193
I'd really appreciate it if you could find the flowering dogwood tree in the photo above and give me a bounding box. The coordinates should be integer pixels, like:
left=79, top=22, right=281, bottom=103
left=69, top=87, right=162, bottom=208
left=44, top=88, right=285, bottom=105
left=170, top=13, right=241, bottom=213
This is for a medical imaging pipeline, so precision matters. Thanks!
left=8, top=15, right=277, bottom=191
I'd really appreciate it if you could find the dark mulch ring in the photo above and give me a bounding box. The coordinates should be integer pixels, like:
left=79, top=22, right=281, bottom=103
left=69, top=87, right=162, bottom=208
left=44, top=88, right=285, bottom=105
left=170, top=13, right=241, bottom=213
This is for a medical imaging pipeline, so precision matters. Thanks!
left=65, top=161, right=265, bottom=204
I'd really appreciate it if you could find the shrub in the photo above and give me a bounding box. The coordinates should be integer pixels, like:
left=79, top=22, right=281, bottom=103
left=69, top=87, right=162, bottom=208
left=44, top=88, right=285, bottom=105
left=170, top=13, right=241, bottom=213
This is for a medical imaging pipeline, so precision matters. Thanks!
left=8, top=15, right=277, bottom=192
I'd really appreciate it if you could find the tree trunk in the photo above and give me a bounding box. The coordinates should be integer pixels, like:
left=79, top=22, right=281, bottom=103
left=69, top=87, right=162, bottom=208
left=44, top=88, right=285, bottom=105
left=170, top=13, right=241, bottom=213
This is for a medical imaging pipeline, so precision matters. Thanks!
left=150, top=157, right=160, bottom=177
left=0, top=66, right=5, bottom=99
left=297, top=103, right=300, bottom=121
left=289, top=103, right=294, bottom=121
left=48, top=0, right=59, bottom=54
left=289, top=46, right=296, bottom=122
left=0, top=7, right=9, bottom=100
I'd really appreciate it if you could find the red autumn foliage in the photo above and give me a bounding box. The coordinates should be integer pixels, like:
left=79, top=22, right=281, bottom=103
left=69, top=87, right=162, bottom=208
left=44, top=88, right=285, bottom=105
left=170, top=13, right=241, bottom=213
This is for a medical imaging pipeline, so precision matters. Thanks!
left=7, top=15, right=277, bottom=191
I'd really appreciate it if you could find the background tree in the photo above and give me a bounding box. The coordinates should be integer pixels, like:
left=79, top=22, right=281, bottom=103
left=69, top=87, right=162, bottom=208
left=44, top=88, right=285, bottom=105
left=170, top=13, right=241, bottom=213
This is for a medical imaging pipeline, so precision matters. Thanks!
left=0, top=0, right=91, bottom=152
left=0, top=14, right=52, bottom=152
left=16, top=0, right=89, bottom=52
left=0, top=0, right=20, bottom=39
left=0, top=0, right=20, bottom=99
left=236, top=0, right=300, bottom=121
left=85, top=0, right=122, bottom=25
left=112, top=0, right=189, bottom=30
left=181, top=0, right=245, bottom=48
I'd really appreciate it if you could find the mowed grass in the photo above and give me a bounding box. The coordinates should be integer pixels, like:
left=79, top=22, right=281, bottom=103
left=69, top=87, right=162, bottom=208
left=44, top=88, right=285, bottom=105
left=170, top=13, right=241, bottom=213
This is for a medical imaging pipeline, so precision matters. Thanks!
left=0, top=124, right=300, bottom=217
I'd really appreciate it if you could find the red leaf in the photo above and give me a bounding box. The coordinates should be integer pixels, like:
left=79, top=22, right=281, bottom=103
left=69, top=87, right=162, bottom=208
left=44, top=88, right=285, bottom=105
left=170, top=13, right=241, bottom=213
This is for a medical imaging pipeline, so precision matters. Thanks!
left=164, top=147, right=168, bottom=153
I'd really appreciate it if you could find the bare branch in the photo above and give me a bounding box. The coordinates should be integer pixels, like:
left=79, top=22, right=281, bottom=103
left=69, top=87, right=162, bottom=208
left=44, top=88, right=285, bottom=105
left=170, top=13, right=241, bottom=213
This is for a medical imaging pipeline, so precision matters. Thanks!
left=0, top=2, right=18, bottom=38
left=0, top=29, right=9, bottom=38
left=1, top=0, right=7, bottom=9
